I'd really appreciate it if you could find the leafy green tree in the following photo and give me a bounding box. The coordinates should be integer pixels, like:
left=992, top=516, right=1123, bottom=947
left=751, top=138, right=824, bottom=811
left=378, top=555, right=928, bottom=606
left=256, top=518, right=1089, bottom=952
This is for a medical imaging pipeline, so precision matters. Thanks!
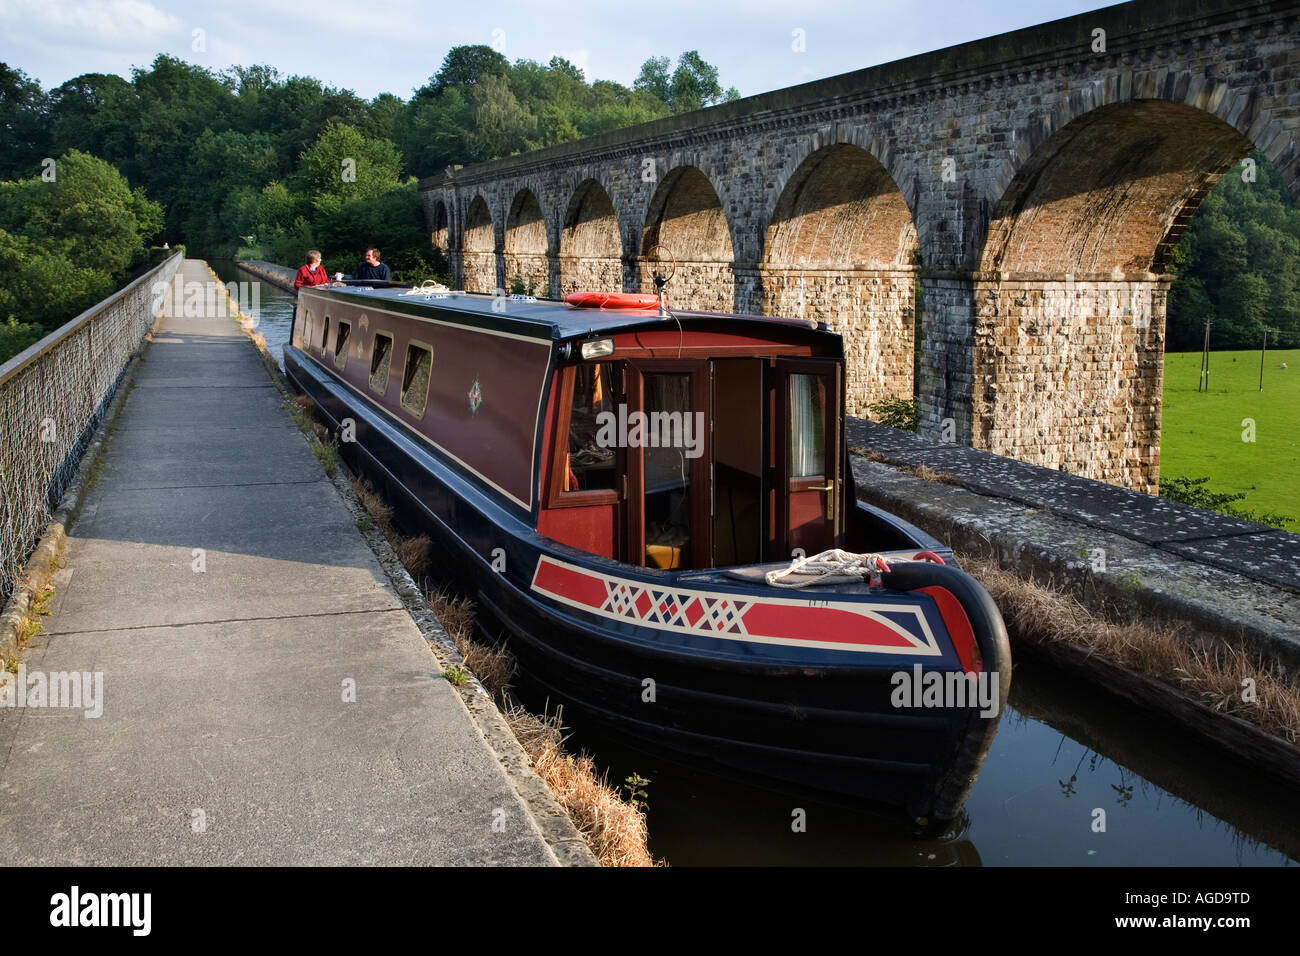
left=469, top=75, right=537, bottom=159
left=293, top=120, right=404, bottom=215
left=669, top=51, right=723, bottom=113
left=634, top=57, right=672, bottom=103
left=1167, top=150, right=1300, bottom=350
left=420, top=45, right=510, bottom=97
left=0, top=63, right=50, bottom=180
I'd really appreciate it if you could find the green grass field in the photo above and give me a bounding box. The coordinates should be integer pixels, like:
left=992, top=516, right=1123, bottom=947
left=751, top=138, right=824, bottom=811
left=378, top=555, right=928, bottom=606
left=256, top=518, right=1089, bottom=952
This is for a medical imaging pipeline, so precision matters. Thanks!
left=1161, top=349, right=1300, bottom=532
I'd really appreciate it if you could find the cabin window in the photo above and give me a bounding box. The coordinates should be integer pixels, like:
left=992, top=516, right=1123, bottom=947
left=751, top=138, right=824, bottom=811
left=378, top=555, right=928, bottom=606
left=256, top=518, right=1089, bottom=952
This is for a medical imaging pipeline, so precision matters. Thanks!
left=333, top=320, right=351, bottom=370
left=788, top=373, right=826, bottom=478
left=369, top=332, right=393, bottom=395
left=320, top=316, right=331, bottom=352
left=300, top=310, right=312, bottom=349
left=400, top=341, right=434, bottom=418
left=562, top=363, right=617, bottom=493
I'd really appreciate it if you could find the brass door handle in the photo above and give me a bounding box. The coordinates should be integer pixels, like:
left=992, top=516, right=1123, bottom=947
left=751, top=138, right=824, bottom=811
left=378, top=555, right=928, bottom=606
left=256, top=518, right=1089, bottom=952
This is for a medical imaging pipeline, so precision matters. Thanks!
left=806, top=480, right=835, bottom=520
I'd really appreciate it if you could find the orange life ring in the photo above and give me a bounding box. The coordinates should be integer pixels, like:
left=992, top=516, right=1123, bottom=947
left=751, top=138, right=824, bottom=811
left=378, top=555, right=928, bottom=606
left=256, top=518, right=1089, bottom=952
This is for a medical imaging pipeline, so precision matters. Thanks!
left=563, top=292, right=661, bottom=311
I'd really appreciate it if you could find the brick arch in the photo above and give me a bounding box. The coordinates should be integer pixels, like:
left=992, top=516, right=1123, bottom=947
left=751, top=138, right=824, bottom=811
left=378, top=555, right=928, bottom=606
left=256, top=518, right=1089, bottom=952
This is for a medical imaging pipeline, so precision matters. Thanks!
left=504, top=188, right=548, bottom=296
left=462, top=195, right=498, bottom=293
left=759, top=143, right=920, bottom=416
left=640, top=165, right=734, bottom=312
left=559, top=178, right=623, bottom=295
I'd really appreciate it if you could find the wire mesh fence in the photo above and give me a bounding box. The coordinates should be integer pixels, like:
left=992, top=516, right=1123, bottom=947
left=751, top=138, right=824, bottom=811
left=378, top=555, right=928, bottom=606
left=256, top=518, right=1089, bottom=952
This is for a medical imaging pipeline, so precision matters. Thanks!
left=0, top=252, right=183, bottom=610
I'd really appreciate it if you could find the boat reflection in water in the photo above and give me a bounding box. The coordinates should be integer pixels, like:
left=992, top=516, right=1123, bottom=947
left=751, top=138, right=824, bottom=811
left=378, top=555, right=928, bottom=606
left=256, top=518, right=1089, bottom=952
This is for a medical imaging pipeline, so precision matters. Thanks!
left=285, top=282, right=1013, bottom=826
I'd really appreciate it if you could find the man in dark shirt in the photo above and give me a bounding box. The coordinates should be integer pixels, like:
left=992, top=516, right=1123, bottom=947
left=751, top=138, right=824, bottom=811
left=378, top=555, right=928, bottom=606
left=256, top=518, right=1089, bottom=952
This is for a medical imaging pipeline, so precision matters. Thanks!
left=337, top=248, right=391, bottom=283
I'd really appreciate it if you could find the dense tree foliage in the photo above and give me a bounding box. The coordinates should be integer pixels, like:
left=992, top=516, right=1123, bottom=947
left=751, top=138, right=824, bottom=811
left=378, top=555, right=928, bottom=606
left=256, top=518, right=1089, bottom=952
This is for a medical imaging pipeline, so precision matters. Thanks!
left=0, top=49, right=732, bottom=361
left=1167, top=151, right=1300, bottom=351
left=0, top=150, right=162, bottom=358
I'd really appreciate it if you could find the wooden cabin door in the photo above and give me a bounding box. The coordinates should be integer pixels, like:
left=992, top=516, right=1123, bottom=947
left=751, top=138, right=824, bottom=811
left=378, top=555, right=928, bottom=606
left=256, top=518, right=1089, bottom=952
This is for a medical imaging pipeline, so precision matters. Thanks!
left=625, top=360, right=711, bottom=571
left=774, top=359, right=842, bottom=558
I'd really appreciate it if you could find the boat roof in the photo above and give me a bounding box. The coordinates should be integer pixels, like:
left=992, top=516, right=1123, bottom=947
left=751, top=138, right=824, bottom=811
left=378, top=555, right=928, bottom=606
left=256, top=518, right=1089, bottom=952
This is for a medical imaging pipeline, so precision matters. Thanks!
left=303, top=285, right=832, bottom=344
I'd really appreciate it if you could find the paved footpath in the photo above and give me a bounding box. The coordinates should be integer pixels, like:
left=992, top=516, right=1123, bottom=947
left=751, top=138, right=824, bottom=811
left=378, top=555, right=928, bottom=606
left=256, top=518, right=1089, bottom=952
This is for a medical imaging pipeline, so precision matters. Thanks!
left=0, top=260, right=560, bottom=865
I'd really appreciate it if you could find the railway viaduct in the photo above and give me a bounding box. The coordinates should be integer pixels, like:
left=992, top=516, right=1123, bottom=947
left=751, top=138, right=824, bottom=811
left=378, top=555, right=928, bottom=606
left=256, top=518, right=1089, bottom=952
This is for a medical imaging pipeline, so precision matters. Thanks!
left=418, top=0, right=1300, bottom=493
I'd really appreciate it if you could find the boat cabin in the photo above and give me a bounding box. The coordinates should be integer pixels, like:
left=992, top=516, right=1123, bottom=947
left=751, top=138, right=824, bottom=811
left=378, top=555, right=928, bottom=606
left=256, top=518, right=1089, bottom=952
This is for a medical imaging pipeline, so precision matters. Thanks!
left=292, top=288, right=846, bottom=572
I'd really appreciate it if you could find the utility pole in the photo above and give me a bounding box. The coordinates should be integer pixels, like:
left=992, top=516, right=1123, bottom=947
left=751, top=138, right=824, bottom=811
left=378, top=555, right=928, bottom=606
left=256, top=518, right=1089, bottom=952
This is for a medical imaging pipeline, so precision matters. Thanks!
left=1198, top=317, right=1212, bottom=392
left=1260, top=326, right=1276, bottom=391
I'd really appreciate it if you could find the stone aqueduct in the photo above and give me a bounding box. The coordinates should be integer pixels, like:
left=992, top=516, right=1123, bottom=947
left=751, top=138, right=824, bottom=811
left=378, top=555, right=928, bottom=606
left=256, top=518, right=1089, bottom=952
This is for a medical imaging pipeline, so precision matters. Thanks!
left=419, top=0, right=1300, bottom=493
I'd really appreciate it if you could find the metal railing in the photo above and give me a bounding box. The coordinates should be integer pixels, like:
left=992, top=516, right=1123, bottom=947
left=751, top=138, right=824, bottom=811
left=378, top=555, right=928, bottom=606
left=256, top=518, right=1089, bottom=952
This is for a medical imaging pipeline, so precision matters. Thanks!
left=0, top=252, right=184, bottom=608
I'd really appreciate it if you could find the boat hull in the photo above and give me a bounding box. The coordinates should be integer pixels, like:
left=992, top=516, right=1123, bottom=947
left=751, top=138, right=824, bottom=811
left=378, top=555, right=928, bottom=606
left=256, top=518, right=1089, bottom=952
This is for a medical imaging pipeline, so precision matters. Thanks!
left=285, top=344, right=1010, bottom=823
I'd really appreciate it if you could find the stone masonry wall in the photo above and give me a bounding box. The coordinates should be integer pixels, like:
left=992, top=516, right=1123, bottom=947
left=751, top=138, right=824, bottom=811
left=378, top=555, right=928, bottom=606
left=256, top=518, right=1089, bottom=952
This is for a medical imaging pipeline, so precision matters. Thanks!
left=759, top=267, right=916, bottom=415
left=973, top=278, right=1169, bottom=492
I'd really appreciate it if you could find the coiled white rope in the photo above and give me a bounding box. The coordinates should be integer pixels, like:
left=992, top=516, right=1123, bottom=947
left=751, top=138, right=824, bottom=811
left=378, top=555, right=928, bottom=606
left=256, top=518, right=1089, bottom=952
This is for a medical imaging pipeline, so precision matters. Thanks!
left=765, top=548, right=893, bottom=588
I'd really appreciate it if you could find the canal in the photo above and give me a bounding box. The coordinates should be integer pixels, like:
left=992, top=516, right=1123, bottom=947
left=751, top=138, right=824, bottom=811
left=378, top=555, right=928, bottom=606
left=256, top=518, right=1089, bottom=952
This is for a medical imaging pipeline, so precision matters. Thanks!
left=222, top=262, right=1298, bottom=867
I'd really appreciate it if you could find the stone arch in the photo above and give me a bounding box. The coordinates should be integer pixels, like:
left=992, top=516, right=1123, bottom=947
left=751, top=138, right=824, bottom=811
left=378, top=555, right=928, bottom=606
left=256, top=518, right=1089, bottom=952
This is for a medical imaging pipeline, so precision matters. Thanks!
left=640, top=166, right=735, bottom=312
left=559, top=179, right=623, bottom=295
left=504, top=188, right=548, bottom=296
left=430, top=199, right=450, bottom=251
left=970, top=98, right=1260, bottom=493
left=462, top=195, right=497, bottom=293
left=761, top=143, right=920, bottom=415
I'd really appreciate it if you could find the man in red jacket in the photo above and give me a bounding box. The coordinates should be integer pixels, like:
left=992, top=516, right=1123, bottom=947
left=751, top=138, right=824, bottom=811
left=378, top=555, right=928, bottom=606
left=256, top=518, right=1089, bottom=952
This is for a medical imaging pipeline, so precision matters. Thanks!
left=294, top=250, right=332, bottom=289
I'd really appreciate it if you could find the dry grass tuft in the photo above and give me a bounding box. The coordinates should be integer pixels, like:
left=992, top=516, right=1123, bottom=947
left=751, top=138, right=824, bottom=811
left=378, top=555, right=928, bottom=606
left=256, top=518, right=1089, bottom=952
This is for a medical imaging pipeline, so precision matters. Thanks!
left=349, top=478, right=393, bottom=534
left=393, top=534, right=431, bottom=580
left=964, top=556, right=1300, bottom=743
left=424, top=587, right=516, bottom=695
left=294, top=394, right=314, bottom=411
left=901, top=463, right=959, bottom=485
left=505, top=705, right=656, bottom=867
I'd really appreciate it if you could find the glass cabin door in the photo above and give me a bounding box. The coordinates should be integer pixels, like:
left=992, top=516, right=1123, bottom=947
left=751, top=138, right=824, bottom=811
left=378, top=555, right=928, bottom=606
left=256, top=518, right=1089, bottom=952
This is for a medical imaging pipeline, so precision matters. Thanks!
left=774, top=359, right=842, bottom=558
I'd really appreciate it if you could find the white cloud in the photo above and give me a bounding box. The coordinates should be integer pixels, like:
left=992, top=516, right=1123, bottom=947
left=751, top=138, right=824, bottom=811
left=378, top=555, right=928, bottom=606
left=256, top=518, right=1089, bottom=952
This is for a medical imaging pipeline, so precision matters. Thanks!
left=0, top=0, right=182, bottom=45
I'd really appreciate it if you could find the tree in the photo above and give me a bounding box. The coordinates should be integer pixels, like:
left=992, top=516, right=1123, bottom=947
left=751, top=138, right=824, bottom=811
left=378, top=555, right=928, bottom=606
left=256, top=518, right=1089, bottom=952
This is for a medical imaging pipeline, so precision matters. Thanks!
left=419, top=45, right=509, bottom=98
left=469, top=75, right=537, bottom=160
left=293, top=120, right=404, bottom=215
left=1167, top=150, right=1300, bottom=350
left=0, top=63, right=50, bottom=180
left=669, top=51, right=722, bottom=113
left=634, top=57, right=672, bottom=104
left=0, top=150, right=161, bottom=357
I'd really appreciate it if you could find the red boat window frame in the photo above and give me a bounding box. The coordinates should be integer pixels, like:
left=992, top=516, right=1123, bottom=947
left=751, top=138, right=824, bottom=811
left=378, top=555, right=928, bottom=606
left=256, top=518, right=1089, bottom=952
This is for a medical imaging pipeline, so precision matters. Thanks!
left=547, top=363, right=621, bottom=510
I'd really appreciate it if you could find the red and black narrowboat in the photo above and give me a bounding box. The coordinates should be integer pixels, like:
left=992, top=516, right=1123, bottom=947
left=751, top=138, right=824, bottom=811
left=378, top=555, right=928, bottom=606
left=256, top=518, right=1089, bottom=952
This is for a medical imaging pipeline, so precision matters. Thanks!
left=283, top=283, right=1011, bottom=825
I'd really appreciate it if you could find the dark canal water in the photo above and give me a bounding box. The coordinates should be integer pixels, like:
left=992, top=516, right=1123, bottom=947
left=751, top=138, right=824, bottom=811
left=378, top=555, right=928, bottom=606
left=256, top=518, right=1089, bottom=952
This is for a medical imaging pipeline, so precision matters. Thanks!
left=208, top=259, right=296, bottom=368
left=223, top=262, right=1298, bottom=867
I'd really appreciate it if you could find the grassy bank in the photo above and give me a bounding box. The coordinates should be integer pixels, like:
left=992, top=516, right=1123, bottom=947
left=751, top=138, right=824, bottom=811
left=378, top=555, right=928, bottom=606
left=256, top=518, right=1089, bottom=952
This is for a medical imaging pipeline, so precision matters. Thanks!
left=1161, top=349, right=1300, bottom=532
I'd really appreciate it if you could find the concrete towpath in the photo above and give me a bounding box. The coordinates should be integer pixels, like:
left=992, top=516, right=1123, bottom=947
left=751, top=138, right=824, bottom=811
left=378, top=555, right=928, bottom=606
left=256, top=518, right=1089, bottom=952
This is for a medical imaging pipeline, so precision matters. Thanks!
left=0, top=259, right=565, bottom=865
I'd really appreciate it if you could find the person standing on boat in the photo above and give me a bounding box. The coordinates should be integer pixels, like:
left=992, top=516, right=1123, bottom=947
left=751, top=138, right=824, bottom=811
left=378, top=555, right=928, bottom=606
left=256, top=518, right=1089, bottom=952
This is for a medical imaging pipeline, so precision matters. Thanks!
left=335, top=248, right=391, bottom=283
left=294, top=250, right=332, bottom=289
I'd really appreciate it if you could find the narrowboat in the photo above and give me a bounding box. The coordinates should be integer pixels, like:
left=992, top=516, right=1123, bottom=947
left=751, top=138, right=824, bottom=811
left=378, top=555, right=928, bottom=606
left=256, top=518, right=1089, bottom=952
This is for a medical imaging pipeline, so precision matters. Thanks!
left=283, top=283, right=1011, bottom=826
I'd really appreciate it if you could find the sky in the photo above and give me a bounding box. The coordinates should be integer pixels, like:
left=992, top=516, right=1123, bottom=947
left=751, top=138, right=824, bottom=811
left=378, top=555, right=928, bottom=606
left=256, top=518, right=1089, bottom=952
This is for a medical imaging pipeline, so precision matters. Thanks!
left=2, top=0, right=1112, bottom=100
